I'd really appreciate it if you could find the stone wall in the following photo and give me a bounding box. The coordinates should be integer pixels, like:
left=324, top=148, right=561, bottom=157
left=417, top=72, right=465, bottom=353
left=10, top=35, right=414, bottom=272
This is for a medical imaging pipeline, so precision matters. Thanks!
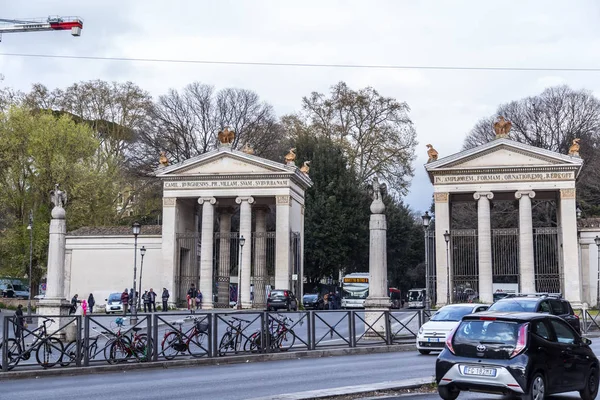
left=0, top=298, right=37, bottom=309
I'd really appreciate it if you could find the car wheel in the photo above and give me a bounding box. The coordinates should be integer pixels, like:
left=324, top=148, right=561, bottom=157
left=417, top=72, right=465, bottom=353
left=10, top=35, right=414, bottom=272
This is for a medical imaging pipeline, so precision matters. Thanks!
left=522, top=372, right=545, bottom=400
left=418, top=349, right=431, bottom=355
left=437, top=385, right=459, bottom=400
left=580, top=367, right=599, bottom=400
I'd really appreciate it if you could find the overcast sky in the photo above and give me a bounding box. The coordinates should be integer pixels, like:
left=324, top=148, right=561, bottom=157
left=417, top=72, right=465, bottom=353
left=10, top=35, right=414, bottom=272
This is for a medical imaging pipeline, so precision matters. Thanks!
left=1, top=1, right=600, bottom=213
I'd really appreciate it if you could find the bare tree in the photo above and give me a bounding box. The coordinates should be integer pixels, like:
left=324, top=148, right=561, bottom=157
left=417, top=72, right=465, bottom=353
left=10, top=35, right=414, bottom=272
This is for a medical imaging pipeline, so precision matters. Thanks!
left=297, top=82, right=418, bottom=194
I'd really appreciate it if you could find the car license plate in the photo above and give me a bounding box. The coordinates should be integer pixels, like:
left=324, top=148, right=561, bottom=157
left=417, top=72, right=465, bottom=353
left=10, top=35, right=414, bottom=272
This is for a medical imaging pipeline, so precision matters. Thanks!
left=427, top=338, right=440, bottom=342
left=463, top=367, right=496, bottom=377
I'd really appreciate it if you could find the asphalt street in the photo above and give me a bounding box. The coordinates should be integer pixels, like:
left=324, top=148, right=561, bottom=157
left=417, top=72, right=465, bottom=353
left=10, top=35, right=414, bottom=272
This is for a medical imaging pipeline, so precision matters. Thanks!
left=377, top=393, right=583, bottom=399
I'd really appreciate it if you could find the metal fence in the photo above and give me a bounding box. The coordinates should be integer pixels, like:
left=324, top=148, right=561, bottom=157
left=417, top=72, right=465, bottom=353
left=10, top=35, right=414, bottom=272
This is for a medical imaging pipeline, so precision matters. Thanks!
left=492, top=228, right=519, bottom=286
left=0, top=309, right=428, bottom=372
left=451, top=229, right=479, bottom=302
left=533, top=227, right=561, bottom=293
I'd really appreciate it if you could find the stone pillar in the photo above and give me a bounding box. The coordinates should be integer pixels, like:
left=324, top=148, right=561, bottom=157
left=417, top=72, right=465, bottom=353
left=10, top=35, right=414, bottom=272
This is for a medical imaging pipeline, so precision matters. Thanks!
left=515, top=190, right=536, bottom=294
left=474, top=192, right=494, bottom=304
left=161, top=197, right=177, bottom=306
left=364, top=178, right=390, bottom=339
left=217, top=208, right=233, bottom=308
left=275, top=195, right=291, bottom=290
left=37, top=185, right=72, bottom=336
left=236, top=196, right=254, bottom=309
left=253, top=207, right=268, bottom=308
left=559, top=189, right=582, bottom=306
left=434, top=192, right=451, bottom=307
left=198, top=197, right=216, bottom=309
left=581, top=243, right=591, bottom=306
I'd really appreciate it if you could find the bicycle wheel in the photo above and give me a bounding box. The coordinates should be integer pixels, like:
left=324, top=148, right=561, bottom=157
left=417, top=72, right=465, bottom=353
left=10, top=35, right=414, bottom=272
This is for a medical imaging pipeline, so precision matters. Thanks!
left=161, top=332, right=181, bottom=360
left=244, top=331, right=261, bottom=353
left=107, top=337, right=131, bottom=364
left=5, top=339, right=22, bottom=370
left=60, top=340, right=78, bottom=367
left=218, top=332, right=232, bottom=356
left=88, top=340, right=99, bottom=361
left=134, top=334, right=153, bottom=361
left=277, top=329, right=296, bottom=352
left=35, top=337, right=64, bottom=368
left=187, top=332, right=207, bottom=358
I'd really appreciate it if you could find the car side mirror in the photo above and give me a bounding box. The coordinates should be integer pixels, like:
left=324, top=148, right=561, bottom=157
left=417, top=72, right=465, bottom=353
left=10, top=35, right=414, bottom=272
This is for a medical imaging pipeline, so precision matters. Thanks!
left=582, top=337, right=592, bottom=346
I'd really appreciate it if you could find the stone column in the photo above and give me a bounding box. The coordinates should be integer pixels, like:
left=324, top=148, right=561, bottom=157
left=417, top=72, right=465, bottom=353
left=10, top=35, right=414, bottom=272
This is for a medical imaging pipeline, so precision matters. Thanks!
left=198, top=197, right=216, bottom=309
left=253, top=206, right=268, bottom=308
left=516, top=190, right=536, bottom=294
left=236, top=196, right=254, bottom=309
left=161, top=197, right=177, bottom=306
left=581, top=243, right=591, bottom=306
left=474, top=192, right=494, bottom=304
left=559, top=188, right=582, bottom=306
left=275, top=195, right=291, bottom=290
left=217, top=208, right=233, bottom=308
left=434, top=192, right=451, bottom=307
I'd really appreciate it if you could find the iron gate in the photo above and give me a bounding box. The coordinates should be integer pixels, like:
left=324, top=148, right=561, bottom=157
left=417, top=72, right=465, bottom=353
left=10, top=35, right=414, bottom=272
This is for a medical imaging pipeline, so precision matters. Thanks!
left=492, top=228, right=520, bottom=286
left=251, top=232, right=276, bottom=307
left=533, top=227, right=561, bottom=293
left=451, top=229, right=479, bottom=302
left=175, top=232, right=201, bottom=306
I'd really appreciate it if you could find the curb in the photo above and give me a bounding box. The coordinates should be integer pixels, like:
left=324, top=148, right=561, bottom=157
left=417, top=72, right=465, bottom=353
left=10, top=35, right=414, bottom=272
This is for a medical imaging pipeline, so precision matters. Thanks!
left=245, top=376, right=436, bottom=400
left=0, top=343, right=415, bottom=381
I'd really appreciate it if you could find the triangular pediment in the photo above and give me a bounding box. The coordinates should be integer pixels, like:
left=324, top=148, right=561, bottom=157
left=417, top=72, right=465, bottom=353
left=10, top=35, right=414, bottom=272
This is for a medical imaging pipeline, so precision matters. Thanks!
left=156, top=147, right=294, bottom=177
left=426, top=139, right=583, bottom=171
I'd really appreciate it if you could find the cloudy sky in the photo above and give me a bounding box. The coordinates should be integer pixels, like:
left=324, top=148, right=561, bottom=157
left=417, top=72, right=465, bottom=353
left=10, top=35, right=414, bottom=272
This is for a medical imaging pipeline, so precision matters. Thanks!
left=1, top=1, right=600, bottom=212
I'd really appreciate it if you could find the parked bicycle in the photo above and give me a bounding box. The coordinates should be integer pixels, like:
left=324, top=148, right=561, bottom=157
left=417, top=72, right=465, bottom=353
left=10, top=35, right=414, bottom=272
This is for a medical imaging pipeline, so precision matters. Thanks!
left=61, top=325, right=113, bottom=367
left=218, top=316, right=250, bottom=356
left=160, top=316, right=209, bottom=359
left=105, top=318, right=153, bottom=364
left=246, top=314, right=296, bottom=353
left=5, top=318, right=64, bottom=369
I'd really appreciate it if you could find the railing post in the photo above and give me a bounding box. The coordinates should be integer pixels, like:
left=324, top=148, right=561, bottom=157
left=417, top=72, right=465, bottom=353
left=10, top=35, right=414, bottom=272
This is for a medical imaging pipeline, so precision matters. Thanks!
left=306, top=311, right=312, bottom=351
left=310, top=311, right=316, bottom=350
left=75, top=315, right=82, bottom=367
left=584, top=310, right=589, bottom=335
left=2, top=315, right=8, bottom=372
left=349, top=310, right=355, bottom=348
left=261, top=311, right=266, bottom=354
left=385, top=311, right=392, bottom=345
left=83, top=315, right=90, bottom=367
left=152, top=314, right=159, bottom=361
left=211, top=312, right=218, bottom=358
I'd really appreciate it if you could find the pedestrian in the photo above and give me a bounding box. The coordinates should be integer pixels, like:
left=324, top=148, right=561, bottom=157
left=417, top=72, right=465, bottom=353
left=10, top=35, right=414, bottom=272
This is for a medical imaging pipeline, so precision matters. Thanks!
left=161, top=287, right=170, bottom=312
left=87, top=293, right=95, bottom=314
left=70, top=294, right=79, bottom=315
left=14, top=304, right=24, bottom=340
left=142, top=291, right=150, bottom=312
left=148, top=288, right=157, bottom=312
left=195, top=290, right=203, bottom=311
left=329, top=292, right=335, bottom=310
left=323, top=293, right=329, bottom=309
left=121, top=288, right=129, bottom=315
left=187, top=283, right=198, bottom=314
left=81, top=299, right=88, bottom=316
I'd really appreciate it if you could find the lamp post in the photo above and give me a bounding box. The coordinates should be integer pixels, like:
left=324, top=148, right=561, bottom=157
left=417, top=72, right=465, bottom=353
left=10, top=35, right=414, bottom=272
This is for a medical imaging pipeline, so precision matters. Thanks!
left=444, top=230, right=451, bottom=305
left=577, top=206, right=583, bottom=220
left=26, top=211, right=33, bottom=323
left=595, top=236, right=600, bottom=308
left=131, top=222, right=141, bottom=323
left=237, top=235, right=246, bottom=310
left=137, top=246, right=146, bottom=309
left=421, top=211, right=432, bottom=309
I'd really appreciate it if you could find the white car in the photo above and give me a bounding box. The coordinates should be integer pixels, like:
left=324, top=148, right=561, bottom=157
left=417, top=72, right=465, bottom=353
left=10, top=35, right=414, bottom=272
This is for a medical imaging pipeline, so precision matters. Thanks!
left=416, top=303, right=488, bottom=355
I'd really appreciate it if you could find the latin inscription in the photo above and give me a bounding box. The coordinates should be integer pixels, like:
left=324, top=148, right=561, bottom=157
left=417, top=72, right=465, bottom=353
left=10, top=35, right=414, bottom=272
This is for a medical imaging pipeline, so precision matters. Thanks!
left=164, top=179, right=289, bottom=189
left=434, top=172, right=574, bottom=184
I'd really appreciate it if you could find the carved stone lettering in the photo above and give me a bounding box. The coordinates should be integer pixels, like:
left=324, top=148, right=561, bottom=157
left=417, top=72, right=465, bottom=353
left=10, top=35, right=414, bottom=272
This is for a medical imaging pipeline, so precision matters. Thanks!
left=434, top=172, right=575, bottom=184
left=164, top=179, right=289, bottom=189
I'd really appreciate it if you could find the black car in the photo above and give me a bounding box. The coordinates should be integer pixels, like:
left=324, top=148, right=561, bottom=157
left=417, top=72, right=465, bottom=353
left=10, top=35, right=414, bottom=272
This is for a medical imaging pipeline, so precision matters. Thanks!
left=302, top=293, right=324, bottom=310
left=436, top=312, right=598, bottom=400
left=267, top=290, right=298, bottom=311
left=487, top=293, right=581, bottom=333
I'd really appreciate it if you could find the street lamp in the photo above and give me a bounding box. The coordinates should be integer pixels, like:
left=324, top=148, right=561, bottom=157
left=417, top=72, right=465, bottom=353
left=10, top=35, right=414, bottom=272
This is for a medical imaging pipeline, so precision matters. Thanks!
left=444, top=230, right=451, bottom=305
left=577, top=206, right=583, bottom=220
left=421, top=211, right=432, bottom=309
left=237, top=235, right=246, bottom=310
left=137, top=246, right=146, bottom=310
left=131, top=221, right=141, bottom=323
left=26, top=211, right=33, bottom=323
left=595, top=236, right=600, bottom=309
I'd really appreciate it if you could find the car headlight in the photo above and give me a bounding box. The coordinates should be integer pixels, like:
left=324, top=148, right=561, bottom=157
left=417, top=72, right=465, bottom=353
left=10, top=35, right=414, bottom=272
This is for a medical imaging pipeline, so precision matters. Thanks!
left=418, top=327, right=423, bottom=335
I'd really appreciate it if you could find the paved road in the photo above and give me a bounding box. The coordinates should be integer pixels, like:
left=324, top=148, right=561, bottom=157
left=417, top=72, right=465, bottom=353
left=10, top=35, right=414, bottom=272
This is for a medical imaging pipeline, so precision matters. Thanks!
left=377, top=393, right=583, bottom=399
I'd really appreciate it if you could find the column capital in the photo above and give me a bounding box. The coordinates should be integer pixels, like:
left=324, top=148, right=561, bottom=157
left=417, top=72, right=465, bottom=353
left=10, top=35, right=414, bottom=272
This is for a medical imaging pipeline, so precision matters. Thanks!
left=434, top=192, right=449, bottom=203
left=163, top=197, right=176, bottom=207
left=473, top=192, right=494, bottom=201
left=198, top=197, right=217, bottom=205
left=515, top=190, right=536, bottom=200
left=235, top=196, right=255, bottom=205
left=560, top=188, right=576, bottom=199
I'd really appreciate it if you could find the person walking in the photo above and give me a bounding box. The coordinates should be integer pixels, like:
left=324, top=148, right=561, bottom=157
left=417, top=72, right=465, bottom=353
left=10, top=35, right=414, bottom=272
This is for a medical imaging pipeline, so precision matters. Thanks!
left=81, top=299, right=88, bottom=316
left=142, top=290, right=150, bottom=313
left=195, top=290, right=203, bottom=311
left=14, top=304, right=24, bottom=341
left=187, top=283, right=198, bottom=314
left=87, top=293, right=95, bottom=314
left=121, top=289, right=129, bottom=315
left=328, top=292, right=335, bottom=310
left=148, top=288, right=157, bottom=312
left=70, top=294, right=79, bottom=315
left=161, top=288, right=169, bottom=312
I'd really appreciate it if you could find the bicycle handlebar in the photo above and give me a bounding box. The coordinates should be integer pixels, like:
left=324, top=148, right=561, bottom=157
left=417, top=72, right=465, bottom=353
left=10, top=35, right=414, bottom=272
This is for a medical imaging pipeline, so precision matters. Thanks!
left=230, top=316, right=250, bottom=323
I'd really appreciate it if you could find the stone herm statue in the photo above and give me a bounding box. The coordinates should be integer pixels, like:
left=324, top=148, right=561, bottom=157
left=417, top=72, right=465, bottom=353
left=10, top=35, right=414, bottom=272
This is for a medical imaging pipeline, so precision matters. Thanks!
left=218, top=128, right=235, bottom=145
left=300, top=160, right=311, bottom=175
left=284, top=148, right=297, bottom=165
left=426, top=144, right=438, bottom=163
left=50, top=184, right=67, bottom=209
left=493, top=116, right=512, bottom=139
left=159, top=151, right=169, bottom=167
left=568, top=138, right=581, bottom=157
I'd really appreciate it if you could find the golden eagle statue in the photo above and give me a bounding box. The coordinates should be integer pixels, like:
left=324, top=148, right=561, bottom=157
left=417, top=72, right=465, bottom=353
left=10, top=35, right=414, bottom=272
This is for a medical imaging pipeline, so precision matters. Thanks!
left=493, top=116, right=512, bottom=139
left=568, top=138, right=581, bottom=157
left=426, top=144, right=438, bottom=163
left=218, top=128, right=235, bottom=145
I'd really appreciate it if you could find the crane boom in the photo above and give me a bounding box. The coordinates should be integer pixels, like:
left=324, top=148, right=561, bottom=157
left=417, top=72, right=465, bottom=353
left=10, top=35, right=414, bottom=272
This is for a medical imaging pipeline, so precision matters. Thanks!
left=0, top=16, right=83, bottom=41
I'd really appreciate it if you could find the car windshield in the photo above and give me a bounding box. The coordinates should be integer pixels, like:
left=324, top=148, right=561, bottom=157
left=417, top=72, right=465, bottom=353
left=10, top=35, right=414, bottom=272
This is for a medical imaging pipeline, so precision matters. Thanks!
left=271, top=291, right=286, bottom=298
left=12, top=285, right=26, bottom=291
left=342, top=286, right=368, bottom=299
left=454, top=320, right=520, bottom=346
left=409, top=291, right=423, bottom=301
left=303, top=294, right=317, bottom=300
left=431, top=306, right=475, bottom=321
left=488, top=299, right=537, bottom=312
left=108, top=293, right=121, bottom=302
